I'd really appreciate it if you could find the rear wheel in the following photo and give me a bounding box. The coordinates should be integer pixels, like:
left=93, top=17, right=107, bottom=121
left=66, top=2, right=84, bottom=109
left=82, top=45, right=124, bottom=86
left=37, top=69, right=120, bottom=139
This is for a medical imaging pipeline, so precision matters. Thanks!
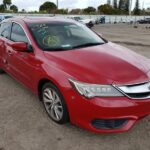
left=42, top=82, right=69, bottom=124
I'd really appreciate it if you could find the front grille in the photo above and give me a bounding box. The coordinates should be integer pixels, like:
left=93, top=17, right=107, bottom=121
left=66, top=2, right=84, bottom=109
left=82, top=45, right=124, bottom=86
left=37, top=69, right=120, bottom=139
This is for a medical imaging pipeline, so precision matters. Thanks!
left=91, top=119, right=128, bottom=130
left=127, top=92, right=150, bottom=99
left=114, top=81, right=150, bottom=100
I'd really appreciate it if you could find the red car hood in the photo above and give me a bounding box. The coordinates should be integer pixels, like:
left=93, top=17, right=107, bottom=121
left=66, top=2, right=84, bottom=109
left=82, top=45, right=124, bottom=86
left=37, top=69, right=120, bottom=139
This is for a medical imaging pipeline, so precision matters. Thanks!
left=44, top=42, right=150, bottom=85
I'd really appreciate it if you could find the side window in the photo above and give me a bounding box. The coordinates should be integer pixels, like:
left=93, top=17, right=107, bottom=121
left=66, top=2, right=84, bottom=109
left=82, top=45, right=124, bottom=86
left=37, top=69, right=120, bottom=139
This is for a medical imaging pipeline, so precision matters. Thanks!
left=0, top=22, right=12, bottom=39
left=11, top=23, right=29, bottom=44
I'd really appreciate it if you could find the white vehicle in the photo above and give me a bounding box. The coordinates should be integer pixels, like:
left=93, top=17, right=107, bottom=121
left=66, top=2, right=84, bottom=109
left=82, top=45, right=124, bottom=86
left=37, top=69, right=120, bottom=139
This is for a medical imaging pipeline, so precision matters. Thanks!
left=68, top=16, right=94, bottom=28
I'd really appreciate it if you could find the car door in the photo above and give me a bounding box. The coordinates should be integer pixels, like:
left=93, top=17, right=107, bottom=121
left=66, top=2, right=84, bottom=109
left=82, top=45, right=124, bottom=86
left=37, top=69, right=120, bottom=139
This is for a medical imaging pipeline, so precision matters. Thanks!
left=0, top=22, right=12, bottom=71
left=5, top=22, right=37, bottom=89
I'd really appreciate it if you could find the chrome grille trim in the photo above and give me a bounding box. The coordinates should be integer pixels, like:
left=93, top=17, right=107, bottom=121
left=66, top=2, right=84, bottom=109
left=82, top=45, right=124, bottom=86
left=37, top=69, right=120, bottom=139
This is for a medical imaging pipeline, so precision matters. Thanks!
left=113, top=81, right=150, bottom=100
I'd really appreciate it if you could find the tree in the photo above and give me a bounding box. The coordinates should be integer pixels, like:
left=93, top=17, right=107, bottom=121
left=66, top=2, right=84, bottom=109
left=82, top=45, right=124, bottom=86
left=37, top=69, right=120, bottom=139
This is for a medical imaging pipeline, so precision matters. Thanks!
left=133, top=0, right=140, bottom=15
left=98, top=4, right=113, bottom=14
left=3, top=0, right=11, bottom=10
left=118, top=0, right=130, bottom=14
left=10, top=5, right=18, bottom=13
left=57, top=9, right=68, bottom=14
left=21, top=9, right=26, bottom=13
left=83, top=7, right=96, bottom=14
left=69, top=9, right=82, bottom=14
left=0, top=4, right=5, bottom=12
left=118, top=0, right=124, bottom=10
left=125, top=0, right=130, bottom=14
left=39, top=1, right=57, bottom=13
left=113, top=0, right=118, bottom=9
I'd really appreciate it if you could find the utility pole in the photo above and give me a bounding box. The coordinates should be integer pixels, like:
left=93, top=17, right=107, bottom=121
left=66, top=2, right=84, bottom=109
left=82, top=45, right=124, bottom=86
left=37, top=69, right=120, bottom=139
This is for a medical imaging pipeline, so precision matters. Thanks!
left=129, top=0, right=132, bottom=15
left=56, top=0, right=58, bottom=9
left=142, top=0, right=145, bottom=10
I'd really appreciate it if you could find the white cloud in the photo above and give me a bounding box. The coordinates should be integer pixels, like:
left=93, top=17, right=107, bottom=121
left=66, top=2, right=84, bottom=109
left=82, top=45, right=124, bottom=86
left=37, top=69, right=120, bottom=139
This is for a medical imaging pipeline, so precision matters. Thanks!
left=11, top=0, right=107, bottom=11
left=0, top=0, right=149, bottom=11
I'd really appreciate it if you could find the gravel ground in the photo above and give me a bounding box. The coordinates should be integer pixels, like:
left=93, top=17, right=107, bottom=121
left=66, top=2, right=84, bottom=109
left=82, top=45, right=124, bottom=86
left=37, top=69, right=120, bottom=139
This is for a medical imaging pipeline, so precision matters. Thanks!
left=0, top=24, right=150, bottom=150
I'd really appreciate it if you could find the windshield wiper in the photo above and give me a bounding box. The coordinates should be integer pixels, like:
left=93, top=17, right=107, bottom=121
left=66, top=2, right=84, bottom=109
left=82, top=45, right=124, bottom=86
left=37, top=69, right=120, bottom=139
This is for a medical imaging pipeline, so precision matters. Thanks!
left=72, top=42, right=104, bottom=49
left=43, top=43, right=104, bottom=51
left=44, top=47, right=72, bottom=51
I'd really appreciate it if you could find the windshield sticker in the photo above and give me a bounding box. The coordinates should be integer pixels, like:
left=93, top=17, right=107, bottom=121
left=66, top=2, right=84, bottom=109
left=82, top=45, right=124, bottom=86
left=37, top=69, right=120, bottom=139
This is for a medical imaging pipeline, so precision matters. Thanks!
left=43, top=35, right=60, bottom=47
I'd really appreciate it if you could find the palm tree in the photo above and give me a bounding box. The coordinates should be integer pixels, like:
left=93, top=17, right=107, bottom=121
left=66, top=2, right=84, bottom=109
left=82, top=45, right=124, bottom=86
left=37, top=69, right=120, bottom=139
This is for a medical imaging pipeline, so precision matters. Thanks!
left=3, top=0, right=11, bottom=10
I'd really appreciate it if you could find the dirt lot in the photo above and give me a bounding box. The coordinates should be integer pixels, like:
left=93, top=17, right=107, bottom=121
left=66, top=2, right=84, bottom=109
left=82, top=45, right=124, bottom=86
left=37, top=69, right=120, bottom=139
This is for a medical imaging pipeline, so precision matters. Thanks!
left=0, top=24, right=150, bottom=150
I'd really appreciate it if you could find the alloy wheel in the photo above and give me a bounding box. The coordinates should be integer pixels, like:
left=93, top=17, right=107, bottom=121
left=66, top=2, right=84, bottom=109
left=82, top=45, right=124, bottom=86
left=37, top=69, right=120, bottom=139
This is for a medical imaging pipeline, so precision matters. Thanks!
left=43, top=88, right=63, bottom=121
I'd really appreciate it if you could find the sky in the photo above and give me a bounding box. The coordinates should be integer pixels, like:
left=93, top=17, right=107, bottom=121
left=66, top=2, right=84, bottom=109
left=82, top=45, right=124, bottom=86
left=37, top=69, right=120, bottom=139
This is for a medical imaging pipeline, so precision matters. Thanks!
left=0, top=0, right=150, bottom=11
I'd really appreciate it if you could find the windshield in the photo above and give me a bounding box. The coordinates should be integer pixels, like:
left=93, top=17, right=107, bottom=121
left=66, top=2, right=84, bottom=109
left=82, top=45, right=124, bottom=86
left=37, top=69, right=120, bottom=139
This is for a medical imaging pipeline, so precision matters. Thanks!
left=28, top=22, right=106, bottom=51
left=74, top=17, right=83, bottom=21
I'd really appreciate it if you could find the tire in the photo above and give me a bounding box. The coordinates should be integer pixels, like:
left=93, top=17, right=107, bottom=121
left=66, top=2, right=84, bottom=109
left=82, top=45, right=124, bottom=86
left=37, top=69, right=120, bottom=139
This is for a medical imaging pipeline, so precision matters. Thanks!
left=0, top=68, right=4, bottom=74
left=42, top=82, right=69, bottom=124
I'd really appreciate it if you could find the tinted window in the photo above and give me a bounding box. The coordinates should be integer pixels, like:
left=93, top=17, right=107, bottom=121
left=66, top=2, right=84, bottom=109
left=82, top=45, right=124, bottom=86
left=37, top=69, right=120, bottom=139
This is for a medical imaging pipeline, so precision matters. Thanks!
left=4, top=16, right=13, bottom=19
left=0, top=22, right=12, bottom=39
left=11, top=23, right=29, bottom=44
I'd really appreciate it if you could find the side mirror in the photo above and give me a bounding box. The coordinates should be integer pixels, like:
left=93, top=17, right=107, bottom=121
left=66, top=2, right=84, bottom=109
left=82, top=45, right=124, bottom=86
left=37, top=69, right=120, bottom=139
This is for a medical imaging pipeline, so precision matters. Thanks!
left=11, top=42, right=29, bottom=52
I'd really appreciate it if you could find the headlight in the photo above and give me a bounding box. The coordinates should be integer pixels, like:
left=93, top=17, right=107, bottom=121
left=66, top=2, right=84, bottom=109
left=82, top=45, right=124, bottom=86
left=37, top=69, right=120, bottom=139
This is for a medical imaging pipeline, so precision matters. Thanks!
left=69, top=79, right=123, bottom=98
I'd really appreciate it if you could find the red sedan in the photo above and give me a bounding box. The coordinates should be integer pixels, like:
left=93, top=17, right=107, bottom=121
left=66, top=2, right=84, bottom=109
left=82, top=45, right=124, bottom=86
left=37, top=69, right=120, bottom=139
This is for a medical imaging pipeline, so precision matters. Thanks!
left=0, top=17, right=150, bottom=133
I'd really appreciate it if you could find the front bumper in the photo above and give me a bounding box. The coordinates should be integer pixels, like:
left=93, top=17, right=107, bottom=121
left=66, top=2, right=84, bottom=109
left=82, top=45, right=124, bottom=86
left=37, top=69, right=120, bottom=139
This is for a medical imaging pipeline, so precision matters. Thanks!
left=64, top=89, right=150, bottom=133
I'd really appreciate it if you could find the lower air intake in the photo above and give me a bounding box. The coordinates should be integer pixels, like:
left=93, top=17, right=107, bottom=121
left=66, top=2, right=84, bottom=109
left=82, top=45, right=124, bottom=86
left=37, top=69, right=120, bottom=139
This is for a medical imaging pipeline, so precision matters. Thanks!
left=91, top=119, right=128, bottom=130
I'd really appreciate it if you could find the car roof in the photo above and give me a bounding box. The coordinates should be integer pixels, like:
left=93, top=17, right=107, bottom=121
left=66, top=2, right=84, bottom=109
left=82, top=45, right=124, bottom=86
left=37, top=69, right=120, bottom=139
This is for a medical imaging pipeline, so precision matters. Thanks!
left=5, top=16, right=75, bottom=24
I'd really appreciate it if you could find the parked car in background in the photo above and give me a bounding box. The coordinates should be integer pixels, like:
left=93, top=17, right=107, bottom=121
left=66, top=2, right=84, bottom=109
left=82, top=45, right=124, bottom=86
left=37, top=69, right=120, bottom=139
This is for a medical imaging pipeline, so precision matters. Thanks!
left=137, top=18, right=150, bottom=24
left=0, top=15, right=13, bottom=22
left=95, top=16, right=106, bottom=24
left=68, top=16, right=94, bottom=28
left=100, top=16, right=106, bottom=24
left=1, top=17, right=150, bottom=133
left=95, top=17, right=100, bottom=24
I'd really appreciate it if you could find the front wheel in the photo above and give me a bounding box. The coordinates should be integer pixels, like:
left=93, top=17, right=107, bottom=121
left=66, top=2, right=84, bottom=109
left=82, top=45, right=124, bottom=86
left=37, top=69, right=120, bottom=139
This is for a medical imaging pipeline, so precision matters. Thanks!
left=42, top=82, right=69, bottom=124
left=0, top=68, right=5, bottom=74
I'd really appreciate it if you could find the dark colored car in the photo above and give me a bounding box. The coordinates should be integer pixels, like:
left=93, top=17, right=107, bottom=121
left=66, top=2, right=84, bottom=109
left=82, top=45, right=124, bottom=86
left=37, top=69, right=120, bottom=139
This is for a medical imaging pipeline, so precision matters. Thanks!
left=1, top=17, right=150, bottom=133
left=0, top=15, right=13, bottom=22
left=137, top=18, right=150, bottom=24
